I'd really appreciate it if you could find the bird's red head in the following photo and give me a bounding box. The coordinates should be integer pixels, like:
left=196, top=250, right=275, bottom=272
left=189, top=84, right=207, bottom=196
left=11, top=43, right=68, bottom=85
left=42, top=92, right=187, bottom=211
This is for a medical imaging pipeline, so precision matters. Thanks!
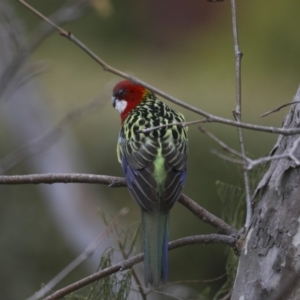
left=112, top=80, right=147, bottom=122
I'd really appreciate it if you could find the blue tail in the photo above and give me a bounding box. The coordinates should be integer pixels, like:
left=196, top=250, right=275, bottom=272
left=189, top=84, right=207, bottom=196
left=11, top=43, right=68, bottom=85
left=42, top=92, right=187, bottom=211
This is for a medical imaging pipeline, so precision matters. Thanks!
left=142, top=210, right=169, bottom=288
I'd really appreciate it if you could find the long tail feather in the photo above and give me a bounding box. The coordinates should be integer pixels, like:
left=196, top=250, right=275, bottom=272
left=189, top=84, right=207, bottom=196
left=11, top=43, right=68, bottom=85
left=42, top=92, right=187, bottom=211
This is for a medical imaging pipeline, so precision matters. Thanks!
left=142, top=210, right=169, bottom=288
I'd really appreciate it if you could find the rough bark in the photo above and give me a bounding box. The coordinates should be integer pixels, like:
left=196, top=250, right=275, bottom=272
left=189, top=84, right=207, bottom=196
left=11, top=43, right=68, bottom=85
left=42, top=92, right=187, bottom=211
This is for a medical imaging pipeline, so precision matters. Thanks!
left=232, top=85, right=300, bottom=300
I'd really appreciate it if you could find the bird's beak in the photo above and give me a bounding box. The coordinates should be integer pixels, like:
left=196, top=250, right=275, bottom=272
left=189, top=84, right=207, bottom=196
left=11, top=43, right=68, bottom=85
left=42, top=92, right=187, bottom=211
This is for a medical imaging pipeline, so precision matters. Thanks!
left=111, top=96, right=116, bottom=108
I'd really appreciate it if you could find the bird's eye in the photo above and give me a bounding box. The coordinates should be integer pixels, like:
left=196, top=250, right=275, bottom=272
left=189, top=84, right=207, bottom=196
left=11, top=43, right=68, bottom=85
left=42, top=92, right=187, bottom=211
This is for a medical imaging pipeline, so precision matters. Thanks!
left=117, top=89, right=126, bottom=98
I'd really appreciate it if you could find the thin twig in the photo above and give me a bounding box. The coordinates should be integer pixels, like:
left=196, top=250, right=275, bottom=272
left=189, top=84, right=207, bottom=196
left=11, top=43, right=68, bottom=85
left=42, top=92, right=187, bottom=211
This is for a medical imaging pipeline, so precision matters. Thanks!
left=0, top=173, right=238, bottom=236
left=16, top=0, right=300, bottom=137
left=179, top=194, right=239, bottom=236
left=210, top=149, right=244, bottom=165
left=230, top=0, right=252, bottom=229
left=18, top=0, right=65, bottom=32
left=261, top=101, right=300, bottom=117
left=218, top=135, right=300, bottom=170
left=199, top=127, right=247, bottom=163
left=209, top=135, right=300, bottom=171
left=199, top=126, right=247, bottom=161
left=246, top=135, right=300, bottom=170
left=137, top=119, right=207, bottom=133
left=199, top=125, right=297, bottom=171
left=26, top=207, right=129, bottom=300
left=199, top=125, right=300, bottom=171
left=43, top=234, right=236, bottom=300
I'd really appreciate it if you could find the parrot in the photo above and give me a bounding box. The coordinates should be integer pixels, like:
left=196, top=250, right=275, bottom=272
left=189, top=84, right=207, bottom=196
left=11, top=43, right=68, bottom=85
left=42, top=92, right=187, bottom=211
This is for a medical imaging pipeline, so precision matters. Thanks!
left=111, top=80, right=188, bottom=288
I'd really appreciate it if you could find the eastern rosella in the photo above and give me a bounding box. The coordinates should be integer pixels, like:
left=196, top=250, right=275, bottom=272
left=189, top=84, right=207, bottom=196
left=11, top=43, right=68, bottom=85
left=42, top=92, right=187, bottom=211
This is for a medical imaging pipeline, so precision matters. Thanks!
left=111, top=80, right=188, bottom=287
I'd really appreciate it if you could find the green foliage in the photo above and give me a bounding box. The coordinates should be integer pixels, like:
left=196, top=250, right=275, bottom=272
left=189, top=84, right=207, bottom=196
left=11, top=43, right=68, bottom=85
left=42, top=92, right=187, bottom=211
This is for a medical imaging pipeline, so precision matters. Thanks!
left=63, top=248, right=132, bottom=300
left=213, top=164, right=266, bottom=300
left=212, top=181, right=244, bottom=300
left=98, top=207, right=141, bottom=256
left=216, top=181, right=245, bottom=229
left=87, top=248, right=132, bottom=300
left=212, top=248, right=238, bottom=300
left=197, top=286, right=212, bottom=300
left=65, top=208, right=142, bottom=300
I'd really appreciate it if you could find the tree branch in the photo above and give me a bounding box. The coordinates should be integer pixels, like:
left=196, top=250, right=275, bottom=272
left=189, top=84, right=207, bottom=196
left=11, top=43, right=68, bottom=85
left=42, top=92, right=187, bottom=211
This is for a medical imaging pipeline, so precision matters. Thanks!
left=0, top=173, right=238, bottom=236
left=43, top=234, right=236, bottom=300
left=0, top=173, right=126, bottom=186
left=26, top=207, right=129, bottom=300
left=261, top=101, right=300, bottom=117
left=179, top=194, right=239, bottom=236
left=230, top=0, right=252, bottom=229
left=16, top=0, right=300, bottom=136
left=199, top=126, right=246, bottom=161
left=200, top=126, right=300, bottom=171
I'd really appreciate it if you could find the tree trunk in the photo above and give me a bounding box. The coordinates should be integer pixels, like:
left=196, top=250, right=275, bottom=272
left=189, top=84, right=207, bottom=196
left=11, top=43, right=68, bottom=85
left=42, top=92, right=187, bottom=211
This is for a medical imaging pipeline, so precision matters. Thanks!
left=232, top=85, right=300, bottom=300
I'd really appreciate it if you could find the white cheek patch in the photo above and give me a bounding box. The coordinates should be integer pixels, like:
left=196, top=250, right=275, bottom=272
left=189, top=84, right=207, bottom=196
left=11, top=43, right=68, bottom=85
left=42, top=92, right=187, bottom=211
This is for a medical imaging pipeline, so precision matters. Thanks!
left=115, top=99, right=127, bottom=114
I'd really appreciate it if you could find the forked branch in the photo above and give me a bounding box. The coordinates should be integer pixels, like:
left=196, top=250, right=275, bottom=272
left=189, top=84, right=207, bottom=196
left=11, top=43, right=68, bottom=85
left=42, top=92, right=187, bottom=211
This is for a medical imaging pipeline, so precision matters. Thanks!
left=16, top=0, right=300, bottom=136
left=230, top=0, right=252, bottom=228
left=43, top=234, right=236, bottom=300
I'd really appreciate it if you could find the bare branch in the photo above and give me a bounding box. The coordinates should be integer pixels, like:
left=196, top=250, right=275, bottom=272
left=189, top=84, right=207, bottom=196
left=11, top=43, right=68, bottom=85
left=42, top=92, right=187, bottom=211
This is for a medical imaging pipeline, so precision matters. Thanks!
left=179, top=194, right=239, bottom=236
left=0, top=173, right=238, bottom=235
left=208, top=134, right=300, bottom=172
left=230, top=0, right=252, bottom=228
left=199, top=126, right=247, bottom=161
left=0, top=173, right=126, bottom=186
left=26, top=207, right=129, bottom=300
left=135, top=115, right=300, bottom=137
left=43, top=234, right=236, bottom=300
left=201, top=122, right=300, bottom=170
left=261, top=101, right=300, bottom=117
left=210, top=149, right=244, bottom=165
left=245, top=154, right=287, bottom=170
left=18, top=0, right=70, bottom=33
left=16, top=0, right=300, bottom=137
left=199, top=125, right=300, bottom=171
left=138, top=119, right=207, bottom=133
left=246, top=136, right=300, bottom=170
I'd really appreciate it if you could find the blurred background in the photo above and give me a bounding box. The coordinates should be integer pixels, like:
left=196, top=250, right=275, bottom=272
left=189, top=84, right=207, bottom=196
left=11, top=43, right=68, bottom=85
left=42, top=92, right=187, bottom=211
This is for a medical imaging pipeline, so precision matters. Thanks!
left=1, top=0, right=300, bottom=299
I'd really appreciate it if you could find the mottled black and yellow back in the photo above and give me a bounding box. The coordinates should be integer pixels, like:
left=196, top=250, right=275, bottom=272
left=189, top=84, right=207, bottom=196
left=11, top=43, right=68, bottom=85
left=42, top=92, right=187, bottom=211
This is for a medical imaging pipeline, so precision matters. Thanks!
left=112, top=80, right=188, bottom=287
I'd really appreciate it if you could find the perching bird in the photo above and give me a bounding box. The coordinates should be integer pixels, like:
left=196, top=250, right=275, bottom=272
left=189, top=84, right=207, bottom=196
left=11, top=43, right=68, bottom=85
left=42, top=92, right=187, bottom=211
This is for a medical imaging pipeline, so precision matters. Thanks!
left=111, top=80, right=188, bottom=288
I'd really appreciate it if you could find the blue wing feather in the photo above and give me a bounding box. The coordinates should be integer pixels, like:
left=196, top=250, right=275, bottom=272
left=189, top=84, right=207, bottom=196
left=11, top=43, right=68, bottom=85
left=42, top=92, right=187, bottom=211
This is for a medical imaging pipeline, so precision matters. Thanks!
left=116, top=96, right=188, bottom=287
